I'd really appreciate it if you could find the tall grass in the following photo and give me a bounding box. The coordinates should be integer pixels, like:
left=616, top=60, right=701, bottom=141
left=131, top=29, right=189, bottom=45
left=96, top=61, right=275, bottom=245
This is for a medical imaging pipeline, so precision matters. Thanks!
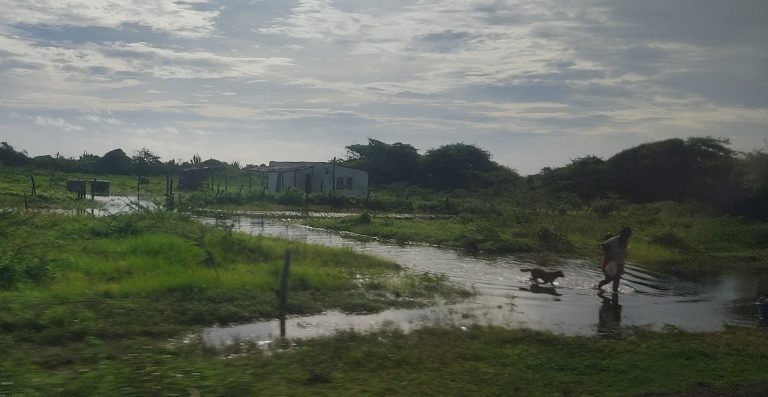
left=0, top=210, right=463, bottom=348
left=306, top=201, right=768, bottom=271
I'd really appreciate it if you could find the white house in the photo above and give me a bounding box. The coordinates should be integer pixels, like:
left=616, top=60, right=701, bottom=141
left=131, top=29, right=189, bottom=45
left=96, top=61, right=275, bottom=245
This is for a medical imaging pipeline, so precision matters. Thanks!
left=259, top=161, right=368, bottom=198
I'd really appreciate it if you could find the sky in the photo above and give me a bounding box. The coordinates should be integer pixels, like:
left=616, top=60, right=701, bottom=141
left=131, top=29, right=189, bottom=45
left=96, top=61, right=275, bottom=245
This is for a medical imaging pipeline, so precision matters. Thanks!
left=0, top=0, right=766, bottom=175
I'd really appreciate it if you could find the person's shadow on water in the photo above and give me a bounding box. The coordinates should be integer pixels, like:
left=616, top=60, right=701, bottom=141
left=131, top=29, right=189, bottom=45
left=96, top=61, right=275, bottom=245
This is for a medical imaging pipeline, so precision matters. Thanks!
left=598, top=291, right=622, bottom=335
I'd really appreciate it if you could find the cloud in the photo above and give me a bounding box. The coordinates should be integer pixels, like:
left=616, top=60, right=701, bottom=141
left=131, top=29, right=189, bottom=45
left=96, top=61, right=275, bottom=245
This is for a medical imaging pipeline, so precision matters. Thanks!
left=0, top=34, right=293, bottom=85
left=33, top=115, right=84, bottom=131
left=258, top=0, right=377, bottom=41
left=1, top=0, right=766, bottom=175
left=594, top=0, right=768, bottom=48
left=125, top=126, right=181, bottom=136
left=0, top=0, right=219, bottom=37
left=80, top=114, right=123, bottom=125
left=412, top=30, right=476, bottom=53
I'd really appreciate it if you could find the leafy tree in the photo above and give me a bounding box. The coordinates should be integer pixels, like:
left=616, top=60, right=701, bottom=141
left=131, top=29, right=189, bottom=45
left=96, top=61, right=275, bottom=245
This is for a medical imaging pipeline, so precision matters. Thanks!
left=97, top=148, right=133, bottom=175
left=606, top=137, right=737, bottom=203
left=736, top=148, right=768, bottom=219
left=535, top=155, right=610, bottom=200
left=345, top=139, right=422, bottom=186
left=201, top=158, right=226, bottom=167
left=0, top=142, right=30, bottom=166
left=422, top=143, right=501, bottom=190
left=133, top=147, right=163, bottom=175
left=77, top=152, right=100, bottom=173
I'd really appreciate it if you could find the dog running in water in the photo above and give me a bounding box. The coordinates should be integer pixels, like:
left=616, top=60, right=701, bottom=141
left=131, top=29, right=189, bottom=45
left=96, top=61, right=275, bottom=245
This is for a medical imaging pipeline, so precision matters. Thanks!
left=521, top=268, right=565, bottom=285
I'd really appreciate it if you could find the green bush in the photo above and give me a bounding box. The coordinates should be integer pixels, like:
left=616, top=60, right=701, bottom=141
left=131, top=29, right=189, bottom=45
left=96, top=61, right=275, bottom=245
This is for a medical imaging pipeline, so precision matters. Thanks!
left=0, top=262, right=19, bottom=290
left=276, top=189, right=305, bottom=206
left=533, top=226, right=573, bottom=252
left=649, top=231, right=691, bottom=251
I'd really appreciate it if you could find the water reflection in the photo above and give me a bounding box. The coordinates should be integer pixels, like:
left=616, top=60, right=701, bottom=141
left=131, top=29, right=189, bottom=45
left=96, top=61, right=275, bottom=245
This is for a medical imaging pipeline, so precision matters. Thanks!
left=39, top=196, right=158, bottom=217
left=597, top=291, right=622, bottom=336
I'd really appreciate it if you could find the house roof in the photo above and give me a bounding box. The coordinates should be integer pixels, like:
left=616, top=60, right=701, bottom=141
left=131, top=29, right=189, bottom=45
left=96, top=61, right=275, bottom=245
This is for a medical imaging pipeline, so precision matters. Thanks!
left=247, top=161, right=367, bottom=174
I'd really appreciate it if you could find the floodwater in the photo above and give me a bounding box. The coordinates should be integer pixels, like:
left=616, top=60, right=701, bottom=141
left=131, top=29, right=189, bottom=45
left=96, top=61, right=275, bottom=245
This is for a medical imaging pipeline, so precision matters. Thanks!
left=43, top=195, right=158, bottom=216
left=198, top=216, right=765, bottom=348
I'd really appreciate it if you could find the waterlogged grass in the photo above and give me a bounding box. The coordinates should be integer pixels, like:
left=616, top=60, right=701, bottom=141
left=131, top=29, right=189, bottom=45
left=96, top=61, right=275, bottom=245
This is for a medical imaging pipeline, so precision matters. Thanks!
left=0, top=210, right=483, bottom=397
left=0, top=211, right=467, bottom=341
left=1, top=195, right=766, bottom=395
left=306, top=202, right=768, bottom=272
left=1, top=326, right=766, bottom=396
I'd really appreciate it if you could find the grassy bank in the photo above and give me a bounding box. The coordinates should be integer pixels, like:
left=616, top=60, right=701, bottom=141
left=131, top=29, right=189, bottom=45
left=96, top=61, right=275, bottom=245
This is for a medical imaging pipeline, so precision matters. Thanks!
left=305, top=202, right=768, bottom=272
left=2, top=325, right=766, bottom=396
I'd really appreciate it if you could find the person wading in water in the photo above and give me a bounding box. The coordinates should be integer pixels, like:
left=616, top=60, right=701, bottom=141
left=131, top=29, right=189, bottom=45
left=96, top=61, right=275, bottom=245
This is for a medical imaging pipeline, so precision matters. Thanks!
left=597, top=227, right=632, bottom=293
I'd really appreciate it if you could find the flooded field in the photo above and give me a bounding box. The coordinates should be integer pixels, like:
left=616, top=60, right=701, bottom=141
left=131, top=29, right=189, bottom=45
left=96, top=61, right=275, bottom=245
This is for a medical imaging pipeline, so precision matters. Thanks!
left=198, top=216, right=764, bottom=347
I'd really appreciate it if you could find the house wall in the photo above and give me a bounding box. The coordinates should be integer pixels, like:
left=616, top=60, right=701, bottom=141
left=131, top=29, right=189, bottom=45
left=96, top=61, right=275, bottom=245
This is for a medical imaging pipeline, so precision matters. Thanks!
left=266, top=163, right=368, bottom=198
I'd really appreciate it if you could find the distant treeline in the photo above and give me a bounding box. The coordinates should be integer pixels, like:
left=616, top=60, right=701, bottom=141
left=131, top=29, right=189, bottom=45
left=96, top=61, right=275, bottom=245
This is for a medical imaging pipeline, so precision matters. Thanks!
left=2, top=137, right=767, bottom=219
left=0, top=143, right=241, bottom=176
left=340, top=138, right=768, bottom=220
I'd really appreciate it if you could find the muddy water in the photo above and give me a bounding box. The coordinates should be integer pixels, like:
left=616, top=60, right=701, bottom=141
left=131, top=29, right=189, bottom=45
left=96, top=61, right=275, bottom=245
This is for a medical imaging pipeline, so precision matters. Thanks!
left=199, top=216, right=764, bottom=347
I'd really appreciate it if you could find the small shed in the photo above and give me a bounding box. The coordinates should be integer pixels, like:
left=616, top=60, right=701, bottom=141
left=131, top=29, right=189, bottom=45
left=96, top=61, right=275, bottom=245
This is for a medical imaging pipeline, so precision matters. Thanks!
left=66, top=180, right=87, bottom=199
left=90, top=180, right=111, bottom=196
left=66, top=179, right=111, bottom=198
left=257, top=161, right=368, bottom=198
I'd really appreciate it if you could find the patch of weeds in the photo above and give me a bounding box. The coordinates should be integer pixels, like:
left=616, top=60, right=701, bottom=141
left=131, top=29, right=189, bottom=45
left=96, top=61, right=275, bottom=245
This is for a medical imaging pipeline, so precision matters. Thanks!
left=649, top=231, right=692, bottom=251
left=533, top=226, right=574, bottom=253
left=305, top=368, right=333, bottom=385
left=358, top=212, right=372, bottom=225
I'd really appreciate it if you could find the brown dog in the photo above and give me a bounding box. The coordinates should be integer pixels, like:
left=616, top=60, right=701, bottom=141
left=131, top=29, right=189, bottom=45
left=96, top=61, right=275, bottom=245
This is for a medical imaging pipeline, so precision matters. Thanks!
left=521, top=268, right=564, bottom=285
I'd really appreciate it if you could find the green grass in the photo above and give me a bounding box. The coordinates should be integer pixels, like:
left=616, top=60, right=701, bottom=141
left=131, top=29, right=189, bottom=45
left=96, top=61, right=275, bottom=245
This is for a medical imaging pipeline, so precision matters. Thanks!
left=305, top=202, right=768, bottom=273
left=2, top=170, right=767, bottom=395
left=1, top=326, right=766, bottom=396
left=0, top=165, right=168, bottom=210
left=3, top=163, right=766, bottom=273
left=0, top=210, right=467, bottom=341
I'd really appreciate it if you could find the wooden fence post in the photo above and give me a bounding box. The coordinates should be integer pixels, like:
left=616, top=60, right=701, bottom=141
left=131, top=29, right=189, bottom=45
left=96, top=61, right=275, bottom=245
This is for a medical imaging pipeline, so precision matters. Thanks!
left=30, top=175, right=36, bottom=196
left=278, top=251, right=291, bottom=339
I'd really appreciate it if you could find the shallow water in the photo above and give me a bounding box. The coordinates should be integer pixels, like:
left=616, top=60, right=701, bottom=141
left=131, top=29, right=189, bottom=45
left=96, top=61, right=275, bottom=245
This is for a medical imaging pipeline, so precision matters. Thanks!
left=41, top=195, right=158, bottom=216
left=198, top=216, right=764, bottom=347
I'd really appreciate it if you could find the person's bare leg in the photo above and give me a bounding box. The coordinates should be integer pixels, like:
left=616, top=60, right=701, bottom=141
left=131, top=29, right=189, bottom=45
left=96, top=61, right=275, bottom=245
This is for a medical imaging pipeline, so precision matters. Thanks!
left=597, top=278, right=611, bottom=290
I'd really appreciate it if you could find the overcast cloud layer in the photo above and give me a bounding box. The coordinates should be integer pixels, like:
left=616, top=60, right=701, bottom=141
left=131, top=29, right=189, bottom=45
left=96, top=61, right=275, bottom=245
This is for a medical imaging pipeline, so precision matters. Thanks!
left=1, top=0, right=766, bottom=174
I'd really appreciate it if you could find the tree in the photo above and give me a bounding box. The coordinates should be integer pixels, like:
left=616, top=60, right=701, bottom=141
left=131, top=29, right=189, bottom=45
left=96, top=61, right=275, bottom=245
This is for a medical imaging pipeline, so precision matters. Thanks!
left=97, top=149, right=133, bottom=175
left=345, top=139, right=422, bottom=186
left=77, top=152, right=100, bottom=173
left=132, top=148, right=162, bottom=175
left=606, top=137, right=737, bottom=204
left=736, top=148, right=768, bottom=219
left=0, top=142, right=30, bottom=166
left=422, top=143, right=500, bottom=190
left=536, top=155, right=610, bottom=200
left=191, top=153, right=203, bottom=168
